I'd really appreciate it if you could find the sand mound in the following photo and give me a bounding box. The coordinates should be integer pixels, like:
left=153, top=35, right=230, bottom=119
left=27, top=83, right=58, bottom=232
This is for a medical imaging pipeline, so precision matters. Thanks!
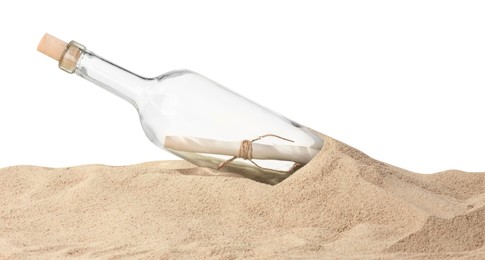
left=0, top=135, right=484, bottom=258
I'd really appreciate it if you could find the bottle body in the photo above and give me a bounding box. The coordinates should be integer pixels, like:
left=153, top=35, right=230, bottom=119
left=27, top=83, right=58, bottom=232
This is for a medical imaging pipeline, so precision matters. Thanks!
left=139, top=70, right=323, bottom=184
left=67, top=41, right=324, bottom=184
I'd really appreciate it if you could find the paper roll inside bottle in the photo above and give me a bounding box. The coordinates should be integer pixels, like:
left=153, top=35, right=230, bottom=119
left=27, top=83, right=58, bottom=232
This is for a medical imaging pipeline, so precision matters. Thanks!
left=164, top=136, right=320, bottom=164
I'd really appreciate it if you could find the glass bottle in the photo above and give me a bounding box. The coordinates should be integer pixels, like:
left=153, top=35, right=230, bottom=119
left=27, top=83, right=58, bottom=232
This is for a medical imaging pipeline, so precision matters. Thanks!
left=37, top=34, right=323, bottom=185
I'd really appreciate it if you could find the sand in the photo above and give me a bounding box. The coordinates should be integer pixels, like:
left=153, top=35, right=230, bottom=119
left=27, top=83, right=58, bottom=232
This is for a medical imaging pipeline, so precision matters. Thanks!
left=0, top=134, right=484, bottom=259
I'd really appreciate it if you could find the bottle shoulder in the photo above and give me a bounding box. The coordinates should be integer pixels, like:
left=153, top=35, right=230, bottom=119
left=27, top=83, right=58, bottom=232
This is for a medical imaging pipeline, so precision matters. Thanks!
left=155, top=69, right=200, bottom=81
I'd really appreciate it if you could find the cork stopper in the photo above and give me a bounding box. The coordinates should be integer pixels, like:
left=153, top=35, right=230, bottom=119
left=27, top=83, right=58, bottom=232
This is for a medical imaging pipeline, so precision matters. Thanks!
left=37, top=33, right=86, bottom=73
left=37, top=33, right=68, bottom=61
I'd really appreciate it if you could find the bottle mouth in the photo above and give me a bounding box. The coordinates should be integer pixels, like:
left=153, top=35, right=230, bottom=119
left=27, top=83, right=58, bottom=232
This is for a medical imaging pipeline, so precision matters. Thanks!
left=59, top=41, right=86, bottom=74
left=37, top=33, right=84, bottom=73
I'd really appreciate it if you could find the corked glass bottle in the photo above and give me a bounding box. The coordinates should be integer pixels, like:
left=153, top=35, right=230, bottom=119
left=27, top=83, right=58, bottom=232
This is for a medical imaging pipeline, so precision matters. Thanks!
left=37, top=33, right=323, bottom=184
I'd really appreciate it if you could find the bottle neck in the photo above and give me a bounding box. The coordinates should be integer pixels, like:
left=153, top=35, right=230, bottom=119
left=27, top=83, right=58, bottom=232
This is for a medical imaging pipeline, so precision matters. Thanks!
left=60, top=42, right=148, bottom=108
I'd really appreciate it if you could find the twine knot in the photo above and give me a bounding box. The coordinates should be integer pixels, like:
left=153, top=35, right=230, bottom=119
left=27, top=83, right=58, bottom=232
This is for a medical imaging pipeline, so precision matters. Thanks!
left=238, top=140, right=253, bottom=160
left=217, top=134, right=294, bottom=171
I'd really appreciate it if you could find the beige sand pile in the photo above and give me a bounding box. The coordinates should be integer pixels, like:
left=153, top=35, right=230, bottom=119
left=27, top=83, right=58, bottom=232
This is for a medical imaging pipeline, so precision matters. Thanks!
left=0, top=135, right=484, bottom=258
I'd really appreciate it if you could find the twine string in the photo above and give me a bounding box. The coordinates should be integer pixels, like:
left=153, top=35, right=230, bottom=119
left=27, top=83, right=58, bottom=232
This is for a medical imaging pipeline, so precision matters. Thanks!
left=217, top=134, right=295, bottom=171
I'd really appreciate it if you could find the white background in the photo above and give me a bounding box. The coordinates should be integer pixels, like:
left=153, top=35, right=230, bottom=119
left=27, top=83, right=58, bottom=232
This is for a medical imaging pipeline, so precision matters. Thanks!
left=0, top=1, right=484, bottom=173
